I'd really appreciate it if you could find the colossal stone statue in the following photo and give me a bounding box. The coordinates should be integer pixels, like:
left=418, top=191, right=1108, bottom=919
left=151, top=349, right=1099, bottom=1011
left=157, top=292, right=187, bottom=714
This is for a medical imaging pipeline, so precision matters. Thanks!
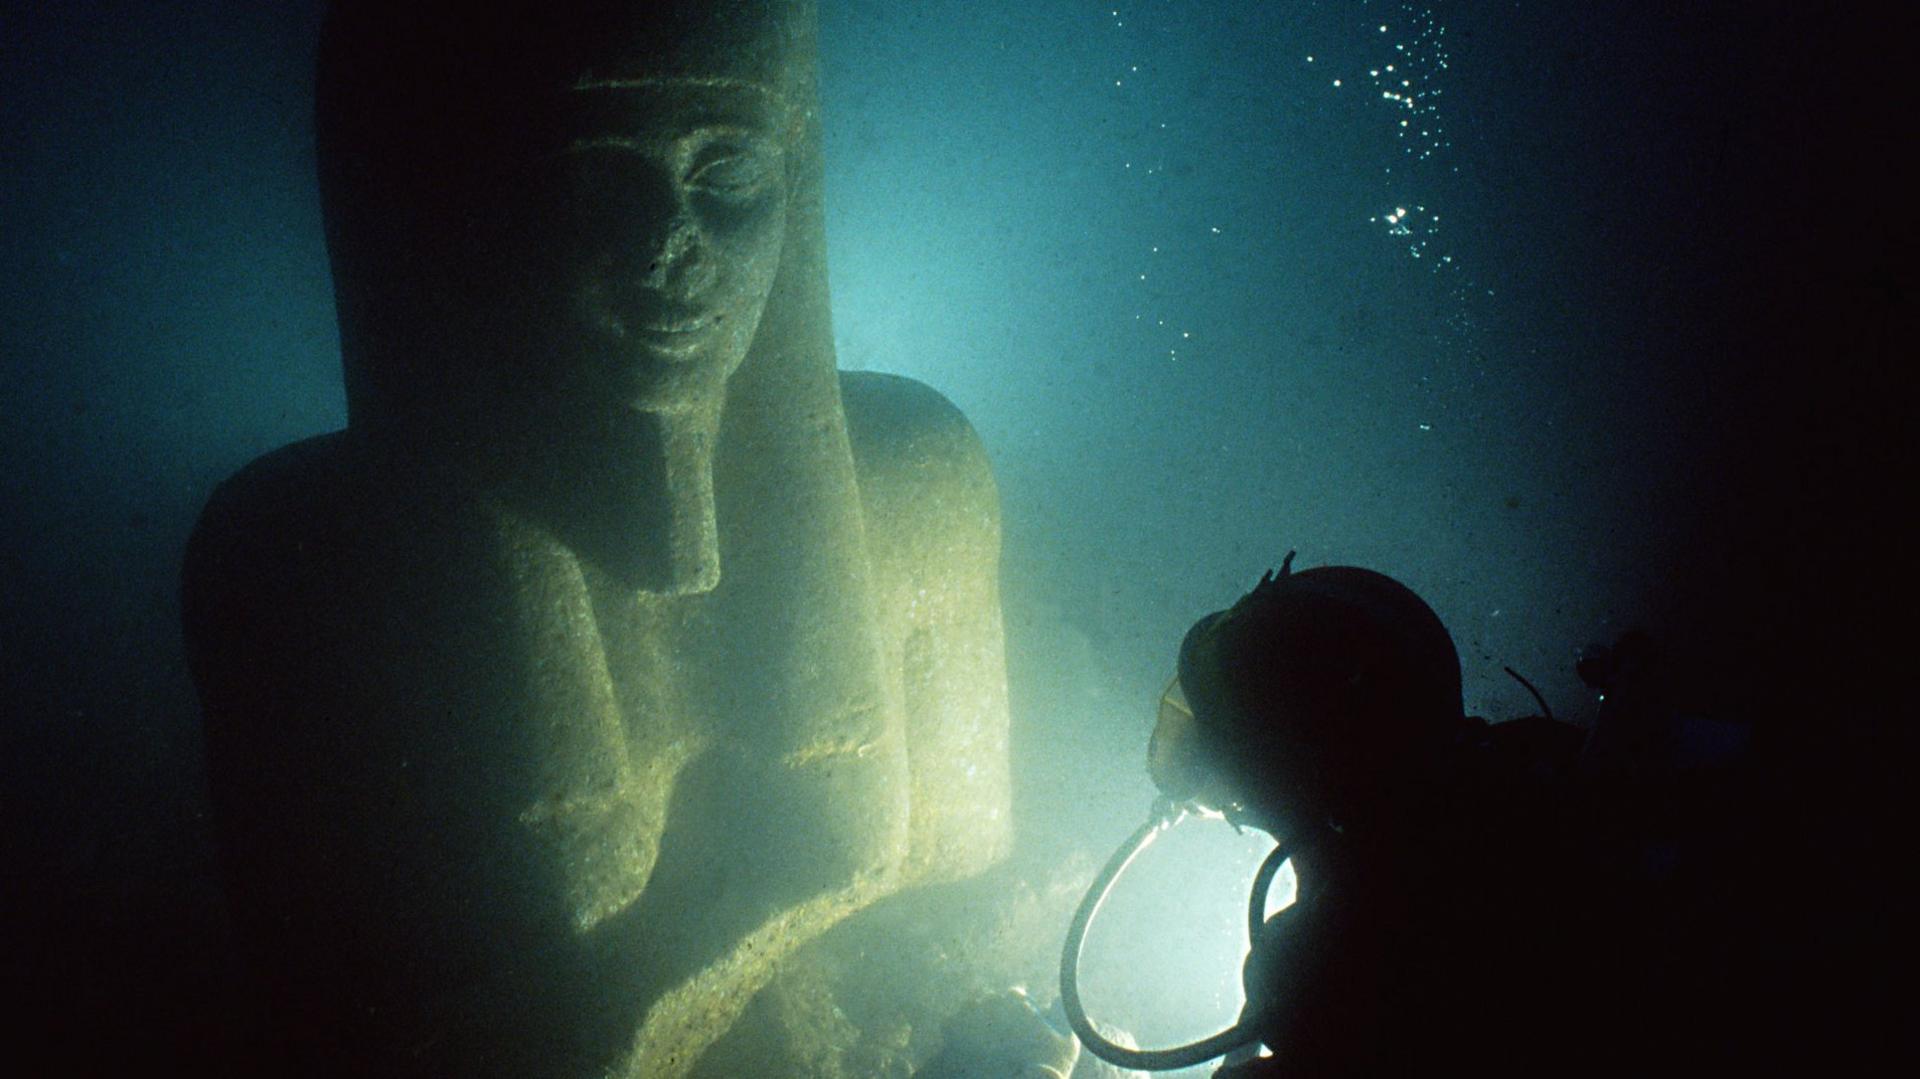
left=182, top=2, right=1011, bottom=1074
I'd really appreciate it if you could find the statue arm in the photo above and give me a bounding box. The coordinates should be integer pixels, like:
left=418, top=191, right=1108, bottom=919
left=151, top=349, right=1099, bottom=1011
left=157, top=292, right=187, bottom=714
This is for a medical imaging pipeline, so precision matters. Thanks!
left=841, top=372, right=1014, bottom=884
left=181, top=436, right=659, bottom=1076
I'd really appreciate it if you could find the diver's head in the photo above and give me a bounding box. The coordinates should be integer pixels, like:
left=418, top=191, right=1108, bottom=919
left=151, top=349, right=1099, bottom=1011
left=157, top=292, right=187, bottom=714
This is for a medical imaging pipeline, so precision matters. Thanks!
left=1150, top=555, right=1465, bottom=843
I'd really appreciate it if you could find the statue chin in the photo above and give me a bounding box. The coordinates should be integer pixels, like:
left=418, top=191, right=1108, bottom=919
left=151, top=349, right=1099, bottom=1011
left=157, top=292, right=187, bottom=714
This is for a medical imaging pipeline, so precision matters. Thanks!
left=617, top=353, right=734, bottom=416
left=581, top=316, right=751, bottom=417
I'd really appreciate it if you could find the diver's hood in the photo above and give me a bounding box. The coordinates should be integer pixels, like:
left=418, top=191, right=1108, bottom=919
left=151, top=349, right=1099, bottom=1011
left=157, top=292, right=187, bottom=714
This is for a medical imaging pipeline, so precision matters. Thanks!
left=1171, top=562, right=1465, bottom=812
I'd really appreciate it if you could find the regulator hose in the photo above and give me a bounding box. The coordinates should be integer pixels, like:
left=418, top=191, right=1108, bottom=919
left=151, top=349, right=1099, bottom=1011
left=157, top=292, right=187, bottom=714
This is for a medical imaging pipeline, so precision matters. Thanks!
left=1059, top=798, right=1289, bottom=1071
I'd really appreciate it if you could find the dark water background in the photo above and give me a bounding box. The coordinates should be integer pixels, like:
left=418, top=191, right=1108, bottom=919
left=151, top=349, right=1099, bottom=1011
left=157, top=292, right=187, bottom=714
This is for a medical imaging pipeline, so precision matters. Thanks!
left=2, top=0, right=1907, bottom=1072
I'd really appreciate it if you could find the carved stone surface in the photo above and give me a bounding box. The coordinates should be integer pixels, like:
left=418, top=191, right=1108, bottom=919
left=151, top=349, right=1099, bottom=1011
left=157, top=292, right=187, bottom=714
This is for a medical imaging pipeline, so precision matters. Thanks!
left=182, top=3, right=1010, bottom=1074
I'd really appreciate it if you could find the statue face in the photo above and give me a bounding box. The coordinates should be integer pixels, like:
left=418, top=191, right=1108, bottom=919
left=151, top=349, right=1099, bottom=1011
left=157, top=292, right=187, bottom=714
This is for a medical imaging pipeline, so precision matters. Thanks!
left=540, top=80, right=790, bottom=415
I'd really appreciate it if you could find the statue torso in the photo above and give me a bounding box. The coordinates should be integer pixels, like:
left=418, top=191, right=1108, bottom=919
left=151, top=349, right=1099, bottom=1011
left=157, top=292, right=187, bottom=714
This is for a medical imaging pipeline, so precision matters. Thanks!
left=185, top=370, right=1008, bottom=1077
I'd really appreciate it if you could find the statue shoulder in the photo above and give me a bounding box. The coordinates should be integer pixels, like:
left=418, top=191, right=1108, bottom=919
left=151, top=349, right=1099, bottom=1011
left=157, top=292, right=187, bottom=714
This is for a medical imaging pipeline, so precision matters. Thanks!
left=182, top=431, right=512, bottom=667
left=839, top=370, right=999, bottom=546
left=839, top=373, right=1012, bottom=882
left=184, top=431, right=364, bottom=603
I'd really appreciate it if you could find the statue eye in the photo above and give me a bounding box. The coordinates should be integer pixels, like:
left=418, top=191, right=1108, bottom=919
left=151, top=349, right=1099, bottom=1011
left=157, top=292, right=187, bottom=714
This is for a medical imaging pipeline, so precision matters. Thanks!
left=687, top=146, right=778, bottom=200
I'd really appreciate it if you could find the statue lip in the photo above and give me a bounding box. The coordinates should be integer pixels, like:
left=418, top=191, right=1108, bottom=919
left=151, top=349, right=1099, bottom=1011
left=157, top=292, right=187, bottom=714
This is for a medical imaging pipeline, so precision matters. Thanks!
left=610, top=309, right=721, bottom=355
left=637, top=316, right=709, bottom=334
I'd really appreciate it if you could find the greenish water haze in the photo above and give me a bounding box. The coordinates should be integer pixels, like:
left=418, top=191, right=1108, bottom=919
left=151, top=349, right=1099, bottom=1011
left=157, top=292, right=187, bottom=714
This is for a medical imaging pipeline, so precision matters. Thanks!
left=2, top=1, right=1905, bottom=1073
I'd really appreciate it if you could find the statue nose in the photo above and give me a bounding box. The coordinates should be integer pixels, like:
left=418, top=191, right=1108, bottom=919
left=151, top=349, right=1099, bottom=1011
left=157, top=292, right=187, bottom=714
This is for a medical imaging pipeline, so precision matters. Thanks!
left=637, top=211, right=714, bottom=298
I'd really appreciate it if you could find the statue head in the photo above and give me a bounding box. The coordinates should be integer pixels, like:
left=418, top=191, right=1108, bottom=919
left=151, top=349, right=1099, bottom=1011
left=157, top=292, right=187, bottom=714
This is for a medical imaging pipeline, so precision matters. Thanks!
left=318, top=1, right=834, bottom=593
left=547, top=76, right=791, bottom=413
left=317, top=0, right=819, bottom=431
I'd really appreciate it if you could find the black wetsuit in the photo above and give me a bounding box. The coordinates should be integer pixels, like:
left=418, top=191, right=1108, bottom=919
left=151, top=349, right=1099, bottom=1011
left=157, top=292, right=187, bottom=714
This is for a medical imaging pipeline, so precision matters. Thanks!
left=1226, top=716, right=1641, bottom=1077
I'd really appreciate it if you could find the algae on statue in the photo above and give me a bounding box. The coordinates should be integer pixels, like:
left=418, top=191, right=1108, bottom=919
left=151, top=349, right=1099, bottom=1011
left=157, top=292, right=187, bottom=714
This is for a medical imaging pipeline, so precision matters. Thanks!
left=182, top=2, right=1011, bottom=1075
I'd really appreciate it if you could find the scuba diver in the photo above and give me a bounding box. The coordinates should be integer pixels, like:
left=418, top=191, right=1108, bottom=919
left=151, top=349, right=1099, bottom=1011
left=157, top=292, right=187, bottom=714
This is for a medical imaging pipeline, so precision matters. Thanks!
left=1060, top=554, right=1704, bottom=1077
